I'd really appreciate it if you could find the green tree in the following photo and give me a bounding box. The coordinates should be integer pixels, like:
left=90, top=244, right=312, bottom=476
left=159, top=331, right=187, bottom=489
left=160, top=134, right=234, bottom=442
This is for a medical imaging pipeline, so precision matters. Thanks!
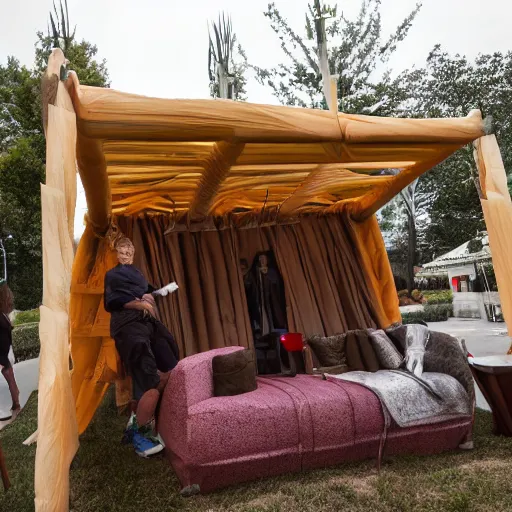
left=0, top=1, right=109, bottom=309
left=0, top=58, right=42, bottom=154
left=404, top=47, right=512, bottom=262
left=0, top=138, right=45, bottom=310
left=251, top=0, right=421, bottom=112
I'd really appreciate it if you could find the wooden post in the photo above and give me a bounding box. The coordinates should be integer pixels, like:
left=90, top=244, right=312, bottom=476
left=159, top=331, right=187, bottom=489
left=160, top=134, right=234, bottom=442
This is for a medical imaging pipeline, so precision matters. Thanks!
left=34, top=48, right=79, bottom=512
left=473, top=135, right=512, bottom=349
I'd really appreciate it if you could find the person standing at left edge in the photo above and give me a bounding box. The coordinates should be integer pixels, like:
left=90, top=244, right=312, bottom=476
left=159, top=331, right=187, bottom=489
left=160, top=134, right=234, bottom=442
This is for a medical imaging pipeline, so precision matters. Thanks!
left=0, top=283, right=20, bottom=422
left=104, top=237, right=180, bottom=458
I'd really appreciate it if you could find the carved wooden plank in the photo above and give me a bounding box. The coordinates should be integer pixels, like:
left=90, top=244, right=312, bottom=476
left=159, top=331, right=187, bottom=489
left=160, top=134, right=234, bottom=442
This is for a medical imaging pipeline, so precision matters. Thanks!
left=188, top=141, right=245, bottom=219
left=349, top=146, right=459, bottom=221
left=474, top=135, right=512, bottom=340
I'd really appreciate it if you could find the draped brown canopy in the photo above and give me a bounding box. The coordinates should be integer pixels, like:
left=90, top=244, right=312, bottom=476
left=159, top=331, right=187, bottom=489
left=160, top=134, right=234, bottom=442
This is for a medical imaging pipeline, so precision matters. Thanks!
left=38, top=48, right=508, bottom=512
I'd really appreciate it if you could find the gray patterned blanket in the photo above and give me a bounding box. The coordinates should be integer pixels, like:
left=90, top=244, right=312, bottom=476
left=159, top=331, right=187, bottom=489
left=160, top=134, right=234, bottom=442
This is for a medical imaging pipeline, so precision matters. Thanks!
left=330, top=370, right=472, bottom=428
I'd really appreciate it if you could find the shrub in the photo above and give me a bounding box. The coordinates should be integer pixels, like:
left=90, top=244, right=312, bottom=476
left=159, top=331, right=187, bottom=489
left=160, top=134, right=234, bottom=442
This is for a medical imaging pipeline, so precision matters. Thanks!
left=13, top=309, right=40, bottom=326
left=402, top=304, right=453, bottom=325
left=411, top=289, right=423, bottom=302
left=12, top=322, right=40, bottom=362
left=423, top=290, right=453, bottom=305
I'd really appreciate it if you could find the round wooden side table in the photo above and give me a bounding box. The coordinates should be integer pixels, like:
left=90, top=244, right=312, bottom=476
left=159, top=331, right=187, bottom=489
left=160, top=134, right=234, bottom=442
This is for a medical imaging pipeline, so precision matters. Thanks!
left=469, top=355, right=512, bottom=436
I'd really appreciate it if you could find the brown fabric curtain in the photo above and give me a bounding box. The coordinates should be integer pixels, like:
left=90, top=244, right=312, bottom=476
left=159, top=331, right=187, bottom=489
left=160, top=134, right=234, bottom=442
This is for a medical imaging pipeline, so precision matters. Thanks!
left=117, top=211, right=391, bottom=357
left=118, top=217, right=253, bottom=357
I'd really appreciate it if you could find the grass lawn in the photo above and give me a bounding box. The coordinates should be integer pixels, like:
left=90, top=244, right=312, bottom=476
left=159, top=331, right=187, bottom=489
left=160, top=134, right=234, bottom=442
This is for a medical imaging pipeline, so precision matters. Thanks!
left=2, top=391, right=512, bottom=512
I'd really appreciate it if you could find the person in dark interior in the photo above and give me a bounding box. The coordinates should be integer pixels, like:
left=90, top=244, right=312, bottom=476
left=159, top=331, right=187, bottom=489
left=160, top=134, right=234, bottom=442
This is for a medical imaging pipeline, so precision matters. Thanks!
left=253, top=252, right=287, bottom=336
left=246, top=252, right=288, bottom=374
left=241, top=258, right=262, bottom=340
left=104, top=237, right=180, bottom=458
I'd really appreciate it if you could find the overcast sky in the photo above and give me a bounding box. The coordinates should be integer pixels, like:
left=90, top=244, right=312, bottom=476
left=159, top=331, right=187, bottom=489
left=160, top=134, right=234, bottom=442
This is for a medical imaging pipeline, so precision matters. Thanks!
left=1, top=0, right=511, bottom=237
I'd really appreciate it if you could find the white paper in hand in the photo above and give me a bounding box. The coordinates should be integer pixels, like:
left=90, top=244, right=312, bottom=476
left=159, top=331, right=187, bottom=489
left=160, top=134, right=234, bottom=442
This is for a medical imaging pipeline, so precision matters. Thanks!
left=153, top=282, right=179, bottom=297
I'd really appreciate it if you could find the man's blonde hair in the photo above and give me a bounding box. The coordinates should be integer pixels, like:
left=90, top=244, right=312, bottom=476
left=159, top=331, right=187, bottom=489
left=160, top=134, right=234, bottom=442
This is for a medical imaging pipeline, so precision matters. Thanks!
left=115, top=237, right=134, bottom=251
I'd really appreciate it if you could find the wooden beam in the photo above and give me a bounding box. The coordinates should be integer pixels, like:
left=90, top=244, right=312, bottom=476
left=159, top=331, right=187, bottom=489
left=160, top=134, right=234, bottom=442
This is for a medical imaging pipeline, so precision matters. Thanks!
left=66, top=80, right=342, bottom=143
left=349, top=146, right=459, bottom=221
left=278, top=165, right=392, bottom=217
left=64, top=72, right=484, bottom=146
left=188, top=141, right=245, bottom=219
left=338, top=109, right=484, bottom=144
left=76, top=133, right=112, bottom=233
left=473, top=135, right=512, bottom=341
left=36, top=48, right=79, bottom=512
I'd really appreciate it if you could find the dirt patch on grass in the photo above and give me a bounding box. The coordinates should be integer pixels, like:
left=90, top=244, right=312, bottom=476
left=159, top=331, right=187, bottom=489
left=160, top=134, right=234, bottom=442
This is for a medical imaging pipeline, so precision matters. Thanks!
left=328, top=474, right=378, bottom=498
left=242, top=491, right=287, bottom=509
left=459, top=458, right=511, bottom=472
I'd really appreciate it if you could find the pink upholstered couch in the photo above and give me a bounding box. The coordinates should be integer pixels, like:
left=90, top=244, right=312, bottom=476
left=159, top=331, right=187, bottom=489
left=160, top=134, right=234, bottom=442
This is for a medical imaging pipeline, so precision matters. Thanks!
left=158, top=347, right=472, bottom=493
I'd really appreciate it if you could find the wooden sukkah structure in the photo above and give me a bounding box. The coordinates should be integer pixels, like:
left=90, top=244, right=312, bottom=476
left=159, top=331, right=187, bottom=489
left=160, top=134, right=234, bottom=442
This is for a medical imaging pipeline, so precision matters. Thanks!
left=35, top=48, right=512, bottom=511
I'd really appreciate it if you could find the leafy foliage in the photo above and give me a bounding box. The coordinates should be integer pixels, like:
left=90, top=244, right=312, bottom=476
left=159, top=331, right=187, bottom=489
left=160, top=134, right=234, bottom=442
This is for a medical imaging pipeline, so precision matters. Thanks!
left=402, top=304, right=453, bottom=324
left=251, top=0, right=421, bottom=112
left=13, top=309, right=40, bottom=326
left=0, top=137, right=45, bottom=309
left=0, top=5, right=109, bottom=309
left=0, top=58, right=42, bottom=154
left=423, top=290, right=453, bottom=305
left=404, top=48, right=512, bottom=261
left=12, top=322, right=40, bottom=362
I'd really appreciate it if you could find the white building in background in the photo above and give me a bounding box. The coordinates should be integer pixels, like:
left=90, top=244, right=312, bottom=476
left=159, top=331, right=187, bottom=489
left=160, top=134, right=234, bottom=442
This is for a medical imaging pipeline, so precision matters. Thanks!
left=417, top=233, right=503, bottom=321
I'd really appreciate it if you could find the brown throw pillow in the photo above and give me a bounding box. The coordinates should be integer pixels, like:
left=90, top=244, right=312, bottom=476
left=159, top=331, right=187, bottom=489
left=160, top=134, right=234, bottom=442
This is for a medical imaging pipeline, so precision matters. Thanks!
left=368, top=329, right=404, bottom=369
left=212, top=349, right=257, bottom=397
left=345, top=330, right=380, bottom=372
left=306, top=334, right=347, bottom=368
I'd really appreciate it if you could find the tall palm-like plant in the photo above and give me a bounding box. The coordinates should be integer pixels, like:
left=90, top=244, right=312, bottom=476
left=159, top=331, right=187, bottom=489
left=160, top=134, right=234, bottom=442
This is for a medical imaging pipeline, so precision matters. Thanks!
left=48, top=0, right=76, bottom=54
left=208, top=13, right=246, bottom=100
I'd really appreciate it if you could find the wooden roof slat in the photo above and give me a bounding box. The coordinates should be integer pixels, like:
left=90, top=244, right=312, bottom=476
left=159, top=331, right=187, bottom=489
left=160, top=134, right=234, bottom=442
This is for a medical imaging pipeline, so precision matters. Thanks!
left=112, top=191, right=192, bottom=207
left=350, top=147, right=458, bottom=220
left=188, top=141, right=245, bottom=219
left=107, top=165, right=205, bottom=175
left=278, top=166, right=392, bottom=217
left=220, top=174, right=310, bottom=192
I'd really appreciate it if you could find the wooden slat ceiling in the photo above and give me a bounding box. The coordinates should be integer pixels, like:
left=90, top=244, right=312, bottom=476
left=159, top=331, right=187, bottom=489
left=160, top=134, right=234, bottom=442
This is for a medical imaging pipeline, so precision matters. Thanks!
left=105, top=141, right=407, bottom=216
left=63, top=73, right=485, bottom=224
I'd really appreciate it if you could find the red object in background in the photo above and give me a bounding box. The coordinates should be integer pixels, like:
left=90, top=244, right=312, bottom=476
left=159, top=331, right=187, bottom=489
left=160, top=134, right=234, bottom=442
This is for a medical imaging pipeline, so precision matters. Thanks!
left=280, top=333, right=303, bottom=352
left=451, top=277, right=459, bottom=292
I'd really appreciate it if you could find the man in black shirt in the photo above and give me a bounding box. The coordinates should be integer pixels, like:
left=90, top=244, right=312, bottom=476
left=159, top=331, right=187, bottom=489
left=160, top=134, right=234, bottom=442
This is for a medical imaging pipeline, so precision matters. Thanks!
left=104, top=237, right=179, bottom=457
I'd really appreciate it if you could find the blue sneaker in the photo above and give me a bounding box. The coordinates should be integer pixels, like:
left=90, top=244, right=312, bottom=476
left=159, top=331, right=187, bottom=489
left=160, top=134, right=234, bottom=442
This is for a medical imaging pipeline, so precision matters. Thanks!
left=131, top=429, right=164, bottom=458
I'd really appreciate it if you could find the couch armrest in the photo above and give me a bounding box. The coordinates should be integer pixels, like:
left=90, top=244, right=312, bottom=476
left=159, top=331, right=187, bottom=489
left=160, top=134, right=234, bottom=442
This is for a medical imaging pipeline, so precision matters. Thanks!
left=164, top=346, right=244, bottom=412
